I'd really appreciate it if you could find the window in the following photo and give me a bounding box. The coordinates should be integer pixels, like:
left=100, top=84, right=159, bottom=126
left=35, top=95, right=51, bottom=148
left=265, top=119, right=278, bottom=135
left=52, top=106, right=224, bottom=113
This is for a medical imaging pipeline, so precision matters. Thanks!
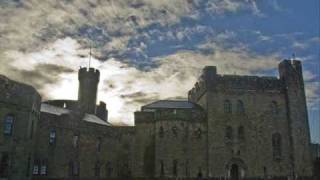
left=173, top=160, right=178, bottom=176
left=94, top=161, right=100, bottom=177
left=0, top=153, right=9, bottom=177
left=32, top=160, right=39, bottom=175
left=69, top=161, right=79, bottom=176
left=197, top=167, right=203, bottom=178
left=4, top=114, right=14, bottom=136
left=238, top=126, right=245, bottom=140
left=173, top=109, right=177, bottom=115
left=225, top=126, right=233, bottom=140
left=40, top=161, right=47, bottom=176
left=195, top=128, right=202, bottom=139
left=271, top=101, right=279, bottom=115
left=237, top=100, right=245, bottom=114
left=49, top=129, right=56, bottom=145
left=172, top=126, right=178, bottom=137
left=96, top=138, right=101, bottom=152
left=224, top=100, right=232, bottom=113
left=159, top=126, right=164, bottom=138
left=73, top=135, right=79, bottom=148
left=272, top=133, right=282, bottom=160
left=105, top=161, right=112, bottom=177
left=160, top=160, right=164, bottom=176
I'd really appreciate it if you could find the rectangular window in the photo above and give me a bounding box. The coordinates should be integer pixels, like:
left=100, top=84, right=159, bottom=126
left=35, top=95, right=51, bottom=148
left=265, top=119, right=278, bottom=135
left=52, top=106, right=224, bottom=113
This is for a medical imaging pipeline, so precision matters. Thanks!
left=49, top=129, right=56, bottom=145
left=73, top=135, right=79, bottom=148
left=40, top=165, right=47, bottom=175
left=96, top=138, right=101, bottom=152
left=0, top=153, right=9, bottom=177
left=4, top=115, right=14, bottom=136
left=73, top=162, right=79, bottom=176
left=32, top=165, right=39, bottom=175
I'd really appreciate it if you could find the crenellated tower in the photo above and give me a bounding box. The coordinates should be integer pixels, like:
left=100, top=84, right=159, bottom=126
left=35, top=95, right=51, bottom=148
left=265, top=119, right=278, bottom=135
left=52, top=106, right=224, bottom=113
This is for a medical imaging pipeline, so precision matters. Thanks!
left=279, top=59, right=313, bottom=177
left=78, top=67, right=100, bottom=114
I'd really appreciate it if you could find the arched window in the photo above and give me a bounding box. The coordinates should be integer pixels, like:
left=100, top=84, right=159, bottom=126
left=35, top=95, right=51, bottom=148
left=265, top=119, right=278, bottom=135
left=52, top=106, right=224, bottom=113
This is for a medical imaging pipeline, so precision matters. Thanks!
left=237, top=100, right=245, bottom=114
left=271, top=101, right=279, bottom=115
left=238, top=126, right=245, bottom=140
left=3, top=114, right=14, bottom=136
left=224, top=100, right=232, bottom=113
left=159, top=126, right=164, bottom=138
left=225, top=126, right=233, bottom=140
left=49, top=129, right=56, bottom=145
left=272, top=133, right=282, bottom=160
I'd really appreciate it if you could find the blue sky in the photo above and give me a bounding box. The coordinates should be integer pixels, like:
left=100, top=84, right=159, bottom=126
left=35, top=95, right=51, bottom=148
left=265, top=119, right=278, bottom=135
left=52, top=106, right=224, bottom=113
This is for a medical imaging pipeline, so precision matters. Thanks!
left=0, top=0, right=319, bottom=142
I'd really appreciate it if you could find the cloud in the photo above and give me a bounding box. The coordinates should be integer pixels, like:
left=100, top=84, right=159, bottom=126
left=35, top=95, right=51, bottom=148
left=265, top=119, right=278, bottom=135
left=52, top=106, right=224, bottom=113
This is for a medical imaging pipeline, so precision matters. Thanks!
left=0, top=0, right=318, bottom=129
left=2, top=37, right=301, bottom=125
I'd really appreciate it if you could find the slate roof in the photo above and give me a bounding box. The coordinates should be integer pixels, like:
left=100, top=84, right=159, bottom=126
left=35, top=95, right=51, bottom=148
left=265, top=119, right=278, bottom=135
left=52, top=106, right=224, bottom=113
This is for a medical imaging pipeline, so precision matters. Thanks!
left=41, top=103, right=111, bottom=126
left=142, top=100, right=197, bottom=110
left=41, top=103, right=70, bottom=115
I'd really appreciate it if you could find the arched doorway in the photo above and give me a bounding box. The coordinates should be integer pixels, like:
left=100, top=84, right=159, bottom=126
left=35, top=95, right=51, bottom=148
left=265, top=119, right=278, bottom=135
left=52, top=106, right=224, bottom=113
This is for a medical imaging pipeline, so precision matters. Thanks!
left=230, top=164, right=239, bottom=180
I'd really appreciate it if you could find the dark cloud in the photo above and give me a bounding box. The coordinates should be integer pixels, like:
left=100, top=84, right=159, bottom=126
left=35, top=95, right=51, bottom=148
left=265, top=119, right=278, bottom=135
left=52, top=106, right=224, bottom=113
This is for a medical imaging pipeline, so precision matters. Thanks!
left=2, top=63, right=74, bottom=99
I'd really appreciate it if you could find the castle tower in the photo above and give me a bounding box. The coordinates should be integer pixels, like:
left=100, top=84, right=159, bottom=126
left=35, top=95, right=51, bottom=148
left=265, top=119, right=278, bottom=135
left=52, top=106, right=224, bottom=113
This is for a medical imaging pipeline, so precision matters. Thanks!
left=78, top=67, right=100, bottom=114
left=279, top=59, right=313, bottom=177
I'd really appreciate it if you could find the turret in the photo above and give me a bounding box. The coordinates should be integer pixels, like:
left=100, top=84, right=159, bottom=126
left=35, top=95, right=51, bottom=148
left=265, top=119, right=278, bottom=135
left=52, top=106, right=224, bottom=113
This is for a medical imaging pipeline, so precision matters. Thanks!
left=96, top=101, right=108, bottom=122
left=279, top=59, right=313, bottom=177
left=78, top=67, right=100, bottom=114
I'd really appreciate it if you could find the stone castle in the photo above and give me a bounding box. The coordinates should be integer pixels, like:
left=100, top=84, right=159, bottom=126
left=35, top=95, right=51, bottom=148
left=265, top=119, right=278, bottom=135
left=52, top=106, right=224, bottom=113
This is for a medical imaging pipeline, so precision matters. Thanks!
left=0, top=59, right=316, bottom=180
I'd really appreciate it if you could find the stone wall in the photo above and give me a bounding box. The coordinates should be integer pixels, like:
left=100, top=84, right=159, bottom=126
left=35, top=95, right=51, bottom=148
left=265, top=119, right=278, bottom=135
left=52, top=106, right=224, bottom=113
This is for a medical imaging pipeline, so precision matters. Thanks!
left=188, top=60, right=313, bottom=178
left=0, top=75, right=41, bottom=180
left=34, top=111, right=134, bottom=179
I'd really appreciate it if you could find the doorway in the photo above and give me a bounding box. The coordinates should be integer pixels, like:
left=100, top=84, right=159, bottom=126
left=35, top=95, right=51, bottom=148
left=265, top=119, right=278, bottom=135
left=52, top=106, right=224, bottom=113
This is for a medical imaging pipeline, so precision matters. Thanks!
left=230, top=164, right=239, bottom=180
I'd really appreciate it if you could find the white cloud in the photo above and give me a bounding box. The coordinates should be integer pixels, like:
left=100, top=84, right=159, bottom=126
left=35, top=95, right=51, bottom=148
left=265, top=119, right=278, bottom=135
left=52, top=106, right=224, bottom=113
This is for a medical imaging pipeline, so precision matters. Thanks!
left=4, top=37, right=311, bottom=125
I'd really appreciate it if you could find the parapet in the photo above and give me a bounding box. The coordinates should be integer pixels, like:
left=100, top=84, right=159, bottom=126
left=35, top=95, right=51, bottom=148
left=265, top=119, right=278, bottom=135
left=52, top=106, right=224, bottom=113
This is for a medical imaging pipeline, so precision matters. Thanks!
left=188, top=66, right=216, bottom=102
left=78, top=67, right=100, bottom=82
left=188, top=65, right=282, bottom=102
left=279, top=59, right=303, bottom=79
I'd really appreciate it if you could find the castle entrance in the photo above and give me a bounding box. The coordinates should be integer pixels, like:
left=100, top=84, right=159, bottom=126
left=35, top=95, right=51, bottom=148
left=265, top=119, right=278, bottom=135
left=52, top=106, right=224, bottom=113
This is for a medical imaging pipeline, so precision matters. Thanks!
left=230, top=164, right=239, bottom=180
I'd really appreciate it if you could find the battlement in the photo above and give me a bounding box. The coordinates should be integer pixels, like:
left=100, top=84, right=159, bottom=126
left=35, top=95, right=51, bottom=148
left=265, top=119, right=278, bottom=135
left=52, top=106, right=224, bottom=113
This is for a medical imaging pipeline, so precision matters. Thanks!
left=79, top=67, right=100, bottom=74
left=78, top=67, right=100, bottom=82
left=188, top=66, right=282, bottom=102
left=279, top=59, right=301, bottom=70
left=279, top=59, right=303, bottom=80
